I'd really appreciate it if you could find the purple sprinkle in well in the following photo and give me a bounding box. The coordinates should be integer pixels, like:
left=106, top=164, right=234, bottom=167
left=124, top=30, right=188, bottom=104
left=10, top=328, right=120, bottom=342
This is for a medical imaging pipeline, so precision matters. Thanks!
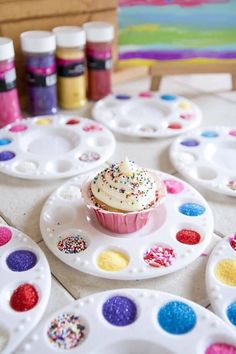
left=6, top=250, right=37, bottom=272
left=102, top=296, right=137, bottom=326
left=0, top=151, right=15, bottom=161
left=180, top=139, right=199, bottom=147
left=115, top=94, right=131, bottom=100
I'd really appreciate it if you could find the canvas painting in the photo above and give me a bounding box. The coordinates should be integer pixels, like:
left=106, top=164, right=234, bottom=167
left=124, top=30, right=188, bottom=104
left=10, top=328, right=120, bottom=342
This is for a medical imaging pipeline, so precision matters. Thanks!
left=118, top=0, right=236, bottom=67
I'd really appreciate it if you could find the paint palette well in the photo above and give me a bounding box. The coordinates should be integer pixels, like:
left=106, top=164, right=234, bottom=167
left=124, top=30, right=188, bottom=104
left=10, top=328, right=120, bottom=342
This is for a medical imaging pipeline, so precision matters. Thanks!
left=206, top=233, right=236, bottom=330
left=0, top=116, right=115, bottom=180
left=170, top=126, right=236, bottom=196
left=16, top=288, right=236, bottom=354
left=0, top=225, right=51, bottom=354
left=40, top=169, right=213, bottom=280
left=92, top=93, right=202, bottom=138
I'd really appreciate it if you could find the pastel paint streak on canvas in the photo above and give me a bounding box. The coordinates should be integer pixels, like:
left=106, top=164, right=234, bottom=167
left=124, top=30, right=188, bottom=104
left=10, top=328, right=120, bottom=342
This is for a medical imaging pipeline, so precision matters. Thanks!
left=118, top=0, right=236, bottom=65
left=119, top=0, right=229, bottom=6
left=119, top=24, right=236, bottom=48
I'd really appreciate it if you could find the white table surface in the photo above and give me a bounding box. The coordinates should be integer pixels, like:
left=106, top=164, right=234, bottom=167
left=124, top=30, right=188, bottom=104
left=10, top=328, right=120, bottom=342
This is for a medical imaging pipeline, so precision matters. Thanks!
left=1, top=73, right=236, bottom=350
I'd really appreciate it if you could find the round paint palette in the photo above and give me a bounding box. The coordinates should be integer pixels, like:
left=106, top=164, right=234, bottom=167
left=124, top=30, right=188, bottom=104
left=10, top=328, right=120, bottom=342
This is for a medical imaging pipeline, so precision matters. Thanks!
left=92, top=93, right=202, bottom=138
left=16, top=288, right=236, bottom=354
left=206, top=233, right=236, bottom=330
left=0, top=225, right=51, bottom=354
left=40, top=169, right=213, bottom=280
left=170, top=126, right=236, bottom=197
left=0, top=116, right=115, bottom=180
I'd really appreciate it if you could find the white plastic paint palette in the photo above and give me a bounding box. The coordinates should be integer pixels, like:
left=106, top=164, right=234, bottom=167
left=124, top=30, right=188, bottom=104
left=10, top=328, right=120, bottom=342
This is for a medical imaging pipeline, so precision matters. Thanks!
left=0, top=116, right=115, bottom=179
left=16, top=288, right=236, bottom=354
left=40, top=169, right=213, bottom=280
left=170, top=126, right=236, bottom=197
left=0, top=225, right=51, bottom=354
left=92, top=93, right=202, bottom=138
left=206, top=233, right=236, bottom=330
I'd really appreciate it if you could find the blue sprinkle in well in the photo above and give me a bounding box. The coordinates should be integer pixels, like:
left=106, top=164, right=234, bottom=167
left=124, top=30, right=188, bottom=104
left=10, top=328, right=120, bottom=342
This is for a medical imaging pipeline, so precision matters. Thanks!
left=227, top=302, right=236, bottom=326
left=102, top=296, right=137, bottom=326
left=158, top=301, right=197, bottom=335
left=179, top=203, right=205, bottom=216
left=0, top=138, right=11, bottom=146
left=201, top=131, right=219, bottom=138
left=115, top=94, right=131, bottom=100
left=6, top=250, right=37, bottom=272
left=0, top=151, right=15, bottom=161
left=180, top=139, right=200, bottom=147
left=160, top=94, right=177, bottom=101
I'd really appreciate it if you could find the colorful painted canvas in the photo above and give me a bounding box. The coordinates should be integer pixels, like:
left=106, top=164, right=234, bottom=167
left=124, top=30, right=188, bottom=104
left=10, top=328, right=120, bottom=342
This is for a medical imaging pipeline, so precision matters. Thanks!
left=118, top=0, right=236, bottom=67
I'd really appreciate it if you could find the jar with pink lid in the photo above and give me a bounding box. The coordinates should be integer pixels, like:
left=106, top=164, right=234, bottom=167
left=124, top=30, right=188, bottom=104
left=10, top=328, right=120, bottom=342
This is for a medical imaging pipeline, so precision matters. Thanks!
left=0, top=37, right=22, bottom=128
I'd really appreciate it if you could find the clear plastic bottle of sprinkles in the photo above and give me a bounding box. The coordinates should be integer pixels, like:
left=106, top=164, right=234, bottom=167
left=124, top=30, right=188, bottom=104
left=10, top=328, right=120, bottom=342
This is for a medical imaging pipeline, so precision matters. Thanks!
left=0, top=37, right=22, bottom=128
left=53, top=26, right=86, bottom=109
left=20, top=31, right=57, bottom=116
left=83, top=22, right=114, bottom=101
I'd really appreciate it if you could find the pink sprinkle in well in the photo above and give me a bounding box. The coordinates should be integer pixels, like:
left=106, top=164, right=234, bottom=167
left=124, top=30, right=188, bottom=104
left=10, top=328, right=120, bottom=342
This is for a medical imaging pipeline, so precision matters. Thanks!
left=0, top=226, right=12, bottom=246
left=201, top=253, right=208, bottom=257
left=164, top=179, right=184, bottom=194
left=179, top=113, right=194, bottom=120
left=143, top=246, right=176, bottom=268
left=229, top=234, right=236, bottom=251
left=229, top=130, right=236, bottom=137
left=139, top=92, right=153, bottom=98
left=205, top=343, right=236, bottom=354
left=9, top=124, right=27, bottom=132
left=83, top=123, right=102, bottom=132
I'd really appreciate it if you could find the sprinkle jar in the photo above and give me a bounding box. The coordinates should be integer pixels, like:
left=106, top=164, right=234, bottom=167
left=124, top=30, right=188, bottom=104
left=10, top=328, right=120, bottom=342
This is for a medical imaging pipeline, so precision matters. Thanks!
left=0, top=37, right=22, bottom=128
left=83, top=22, right=114, bottom=101
left=20, top=31, right=57, bottom=116
left=53, top=26, right=86, bottom=109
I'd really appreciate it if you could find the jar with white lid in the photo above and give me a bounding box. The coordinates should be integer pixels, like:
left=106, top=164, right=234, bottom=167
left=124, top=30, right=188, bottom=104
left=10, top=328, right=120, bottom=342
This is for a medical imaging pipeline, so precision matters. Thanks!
left=0, top=37, right=22, bottom=127
left=53, top=26, right=86, bottom=109
left=83, top=22, right=114, bottom=101
left=20, top=31, right=57, bottom=116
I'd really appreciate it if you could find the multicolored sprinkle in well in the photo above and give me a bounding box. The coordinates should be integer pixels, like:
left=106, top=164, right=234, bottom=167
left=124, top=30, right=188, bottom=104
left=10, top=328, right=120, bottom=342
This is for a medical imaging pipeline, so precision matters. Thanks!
left=227, top=180, right=236, bottom=191
left=57, top=235, right=87, bottom=254
left=79, top=152, right=100, bottom=162
left=143, top=246, right=176, bottom=268
left=47, top=313, right=85, bottom=349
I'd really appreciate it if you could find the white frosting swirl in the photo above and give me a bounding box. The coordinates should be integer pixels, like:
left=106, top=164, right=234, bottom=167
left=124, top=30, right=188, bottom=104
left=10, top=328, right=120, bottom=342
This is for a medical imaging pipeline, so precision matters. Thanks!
left=91, top=160, right=158, bottom=212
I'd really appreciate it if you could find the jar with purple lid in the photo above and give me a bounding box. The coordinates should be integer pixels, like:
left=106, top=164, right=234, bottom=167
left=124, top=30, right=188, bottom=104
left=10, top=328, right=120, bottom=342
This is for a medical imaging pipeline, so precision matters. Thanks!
left=0, top=37, right=22, bottom=127
left=20, top=31, right=57, bottom=116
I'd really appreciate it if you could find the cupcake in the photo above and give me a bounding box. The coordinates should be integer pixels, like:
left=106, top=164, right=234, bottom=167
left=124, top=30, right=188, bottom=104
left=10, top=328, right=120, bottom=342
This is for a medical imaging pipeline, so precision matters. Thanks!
left=82, top=158, right=166, bottom=234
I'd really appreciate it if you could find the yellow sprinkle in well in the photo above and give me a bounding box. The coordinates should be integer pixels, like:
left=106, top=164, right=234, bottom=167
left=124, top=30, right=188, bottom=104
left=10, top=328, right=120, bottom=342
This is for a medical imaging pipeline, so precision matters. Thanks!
left=214, top=259, right=236, bottom=286
left=178, top=101, right=191, bottom=110
left=97, top=249, right=129, bottom=272
left=35, top=118, right=52, bottom=125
